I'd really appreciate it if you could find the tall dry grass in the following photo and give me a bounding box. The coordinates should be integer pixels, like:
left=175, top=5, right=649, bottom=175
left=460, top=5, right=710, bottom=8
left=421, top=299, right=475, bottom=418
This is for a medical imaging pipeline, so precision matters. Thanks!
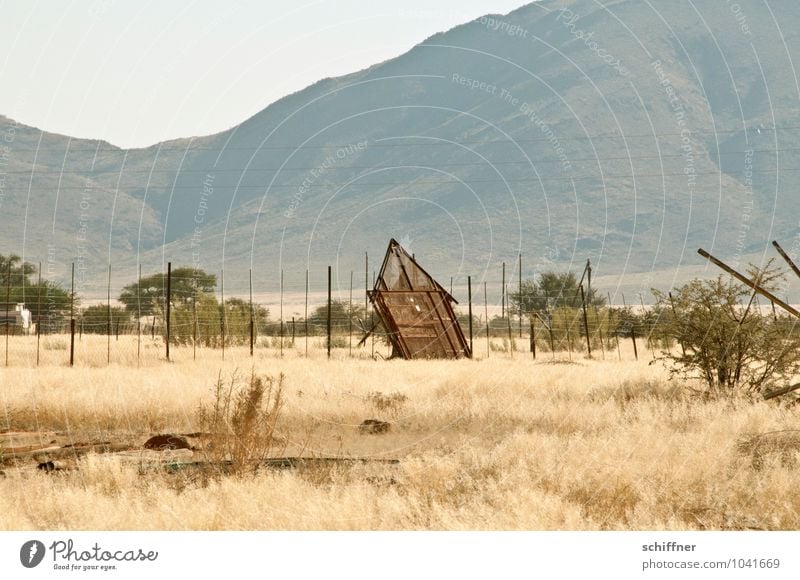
left=1, top=338, right=799, bottom=530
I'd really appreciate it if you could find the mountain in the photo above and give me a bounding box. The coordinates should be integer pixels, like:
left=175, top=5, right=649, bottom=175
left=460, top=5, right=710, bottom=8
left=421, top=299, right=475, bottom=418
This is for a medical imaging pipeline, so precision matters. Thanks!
left=3, top=0, right=800, bottom=301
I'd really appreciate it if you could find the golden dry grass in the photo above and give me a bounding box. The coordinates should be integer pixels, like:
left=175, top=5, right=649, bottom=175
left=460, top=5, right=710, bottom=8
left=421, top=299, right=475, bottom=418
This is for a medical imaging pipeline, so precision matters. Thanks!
left=1, top=335, right=799, bottom=530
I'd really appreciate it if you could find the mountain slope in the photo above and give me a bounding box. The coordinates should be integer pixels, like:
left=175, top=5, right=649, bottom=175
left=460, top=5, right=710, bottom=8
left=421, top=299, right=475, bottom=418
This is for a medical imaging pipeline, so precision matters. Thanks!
left=2, top=0, right=800, bottom=299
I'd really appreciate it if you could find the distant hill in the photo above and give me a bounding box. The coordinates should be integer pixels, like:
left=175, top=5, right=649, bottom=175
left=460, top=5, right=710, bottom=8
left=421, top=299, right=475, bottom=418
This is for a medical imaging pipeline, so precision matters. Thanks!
left=2, top=0, right=800, bottom=301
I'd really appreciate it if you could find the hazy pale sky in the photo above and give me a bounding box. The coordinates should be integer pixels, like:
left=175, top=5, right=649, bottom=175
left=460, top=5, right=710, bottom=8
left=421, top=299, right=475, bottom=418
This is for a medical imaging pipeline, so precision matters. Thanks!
left=0, top=0, right=526, bottom=148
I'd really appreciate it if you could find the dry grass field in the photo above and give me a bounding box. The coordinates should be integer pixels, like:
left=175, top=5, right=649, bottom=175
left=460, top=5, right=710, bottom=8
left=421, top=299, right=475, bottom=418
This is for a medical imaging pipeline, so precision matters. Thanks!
left=1, top=335, right=799, bottom=530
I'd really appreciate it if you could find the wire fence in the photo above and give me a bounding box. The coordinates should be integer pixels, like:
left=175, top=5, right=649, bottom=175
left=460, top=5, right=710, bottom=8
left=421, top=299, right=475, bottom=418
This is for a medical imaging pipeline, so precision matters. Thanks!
left=1, top=260, right=677, bottom=367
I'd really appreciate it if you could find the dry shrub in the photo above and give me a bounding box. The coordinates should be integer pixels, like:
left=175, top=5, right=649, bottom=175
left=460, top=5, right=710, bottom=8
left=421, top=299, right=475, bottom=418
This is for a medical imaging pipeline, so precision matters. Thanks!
left=587, top=379, right=684, bottom=405
left=737, top=430, right=800, bottom=470
left=366, top=391, right=408, bottom=414
left=197, top=370, right=285, bottom=476
left=564, top=479, right=641, bottom=528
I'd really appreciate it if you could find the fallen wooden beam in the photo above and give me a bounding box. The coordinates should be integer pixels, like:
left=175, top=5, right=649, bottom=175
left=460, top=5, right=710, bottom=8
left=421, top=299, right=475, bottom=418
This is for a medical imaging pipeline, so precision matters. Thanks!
left=2, top=442, right=134, bottom=462
left=763, top=382, right=800, bottom=401
left=161, top=456, right=401, bottom=473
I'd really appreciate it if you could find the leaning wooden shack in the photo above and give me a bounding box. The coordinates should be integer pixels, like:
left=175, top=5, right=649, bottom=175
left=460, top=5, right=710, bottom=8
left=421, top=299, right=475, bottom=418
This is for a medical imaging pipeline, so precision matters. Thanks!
left=368, top=239, right=471, bottom=359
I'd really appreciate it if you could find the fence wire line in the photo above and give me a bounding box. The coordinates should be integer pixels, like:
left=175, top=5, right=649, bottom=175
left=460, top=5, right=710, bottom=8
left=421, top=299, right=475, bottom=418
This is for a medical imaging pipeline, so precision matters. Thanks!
left=1, top=267, right=699, bottom=365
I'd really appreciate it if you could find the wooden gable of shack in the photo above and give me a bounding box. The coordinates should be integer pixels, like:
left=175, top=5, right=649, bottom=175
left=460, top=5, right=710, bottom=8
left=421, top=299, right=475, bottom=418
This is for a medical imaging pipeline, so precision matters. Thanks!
left=367, top=239, right=471, bottom=359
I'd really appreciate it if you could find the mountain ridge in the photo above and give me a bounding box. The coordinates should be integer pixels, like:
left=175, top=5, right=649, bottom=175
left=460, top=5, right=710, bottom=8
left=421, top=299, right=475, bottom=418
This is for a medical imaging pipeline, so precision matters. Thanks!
left=2, top=0, right=800, bottom=302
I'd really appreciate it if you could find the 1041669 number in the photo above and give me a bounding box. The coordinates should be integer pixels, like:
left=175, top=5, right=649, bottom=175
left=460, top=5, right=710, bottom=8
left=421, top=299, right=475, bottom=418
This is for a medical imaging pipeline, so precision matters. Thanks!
left=732, top=558, right=780, bottom=569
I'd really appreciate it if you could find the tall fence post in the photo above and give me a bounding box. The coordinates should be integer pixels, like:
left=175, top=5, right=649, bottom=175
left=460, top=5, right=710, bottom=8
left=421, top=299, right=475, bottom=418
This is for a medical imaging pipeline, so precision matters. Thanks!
left=192, top=276, right=197, bottom=362
left=640, top=294, right=655, bottom=359
left=327, top=265, right=332, bottom=359
left=348, top=271, right=353, bottom=356
left=371, top=271, right=376, bottom=357
left=595, top=304, right=605, bottom=360
left=304, top=269, right=309, bottom=356
left=36, top=264, right=42, bottom=366
left=530, top=318, right=536, bottom=359
left=364, top=253, right=369, bottom=353
left=166, top=262, right=171, bottom=361
left=4, top=263, right=10, bottom=367
left=484, top=281, right=489, bottom=358
left=518, top=252, right=523, bottom=338
left=622, top=293, right=638, bottom=361
left=221, top=269, right=225, bottom=361
left=249, top=269, right=254, bottom=357
left=280, top=269, right=284, bottom=357
left=467, top=275, right=473, bottom=357
left=70, top=262, right=75, bottom=367
left=608, top=292, right=621, bottom=360
left=501, top=262, right=506, bottom=318
left=137, top=264, right=142, bottom=367
left=107, top=264, right=111, bottom=365
left=580, top=284, right=591, bottom=358
left=565, top=310, right=573, bottom=361
left=506, top=300, right=513, bottom=358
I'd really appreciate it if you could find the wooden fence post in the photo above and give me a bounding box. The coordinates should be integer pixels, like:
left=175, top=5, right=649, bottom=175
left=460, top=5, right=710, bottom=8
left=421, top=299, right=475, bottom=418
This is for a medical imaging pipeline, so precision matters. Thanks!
left=70, top=262, right=75, bottom=367
left=467, top=275, right=473, bottom=357
left=580, top=284, right=591, bottom=358
left=166, top=262, right=171, bottom=361
left=327, top=265, right=332, bottom=359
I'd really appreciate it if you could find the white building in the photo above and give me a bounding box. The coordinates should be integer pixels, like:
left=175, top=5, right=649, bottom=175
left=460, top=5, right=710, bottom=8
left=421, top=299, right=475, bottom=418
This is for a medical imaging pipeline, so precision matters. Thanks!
left=0, top=302, right=33, bottom=333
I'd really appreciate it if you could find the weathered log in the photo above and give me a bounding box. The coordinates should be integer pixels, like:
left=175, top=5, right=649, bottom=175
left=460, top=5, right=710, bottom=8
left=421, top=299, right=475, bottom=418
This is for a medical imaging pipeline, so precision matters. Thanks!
left=763, top=382, right=800, bottom=401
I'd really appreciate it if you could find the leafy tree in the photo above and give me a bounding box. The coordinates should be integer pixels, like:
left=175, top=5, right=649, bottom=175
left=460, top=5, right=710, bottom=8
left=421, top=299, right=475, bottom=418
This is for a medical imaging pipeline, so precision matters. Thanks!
left=510, top=271, right=604, bottom=314
left=168, top=293, right=269, bottom=346
left=79, top=305, right=131, bottom=335
left=0, top=254, right=36, bottom=285
left=0, top=253, right=72, bottom=328
left=307, top=299, right=366, bottom=335
left=652, top=262, right=800, bottom=396
left=118, top=267, right=216, bottom=317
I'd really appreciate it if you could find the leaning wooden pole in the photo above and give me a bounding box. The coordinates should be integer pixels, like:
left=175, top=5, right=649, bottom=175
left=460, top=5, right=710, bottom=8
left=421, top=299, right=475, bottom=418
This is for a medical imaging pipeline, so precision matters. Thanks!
left=697, top=248, right=800, bottom=319
left=772, top=240, right=800, bottom=282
